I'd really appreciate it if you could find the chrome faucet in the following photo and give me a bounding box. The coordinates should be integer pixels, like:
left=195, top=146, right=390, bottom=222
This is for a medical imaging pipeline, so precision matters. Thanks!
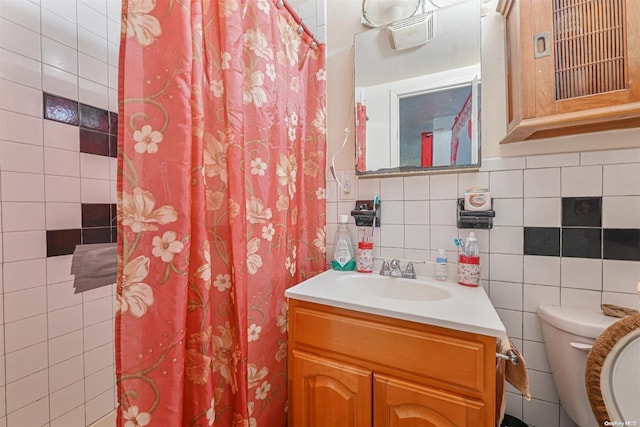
left=378, top=258, right=422, bottom=278
left=389, top=259, right=403, bottom=277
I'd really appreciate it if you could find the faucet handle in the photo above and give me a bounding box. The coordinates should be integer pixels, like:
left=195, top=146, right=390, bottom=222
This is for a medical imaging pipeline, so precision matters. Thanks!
left=402, top=262, right=416, bottom=279
left=380, top=260, right=391, bottom=276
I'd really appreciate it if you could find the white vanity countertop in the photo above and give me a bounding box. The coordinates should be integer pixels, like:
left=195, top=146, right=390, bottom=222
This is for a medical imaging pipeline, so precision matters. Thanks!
left=285, top=269, right=507, bottom=339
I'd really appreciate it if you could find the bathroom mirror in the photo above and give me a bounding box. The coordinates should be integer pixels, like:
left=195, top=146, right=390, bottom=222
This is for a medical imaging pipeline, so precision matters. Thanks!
left=354, top=0, right=482, bottom=176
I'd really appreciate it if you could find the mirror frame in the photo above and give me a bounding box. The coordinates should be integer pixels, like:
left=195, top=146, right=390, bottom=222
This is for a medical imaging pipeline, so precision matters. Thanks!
left=353, top=0, right=483, bottom=177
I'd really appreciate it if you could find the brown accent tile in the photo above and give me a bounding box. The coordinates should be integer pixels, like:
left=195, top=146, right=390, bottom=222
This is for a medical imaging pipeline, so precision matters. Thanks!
left=80, top=103, right=109, bottom=132
left=82, top=204, right=112, bottom=227
left=80, top=129, right=110, bottom=156
left=109, top=112, right=118, bottom=135
left=82, top=227, right=112, bottom=244
left=47, top=229, right=82, bottom=257
left=109, top=134, right=118, bottom=158
left=44, top=93, right=79, bottom=126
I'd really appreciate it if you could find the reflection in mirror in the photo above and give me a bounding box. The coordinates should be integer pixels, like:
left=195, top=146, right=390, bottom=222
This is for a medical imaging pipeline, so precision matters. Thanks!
left=354, top=0, right=482, bottom=176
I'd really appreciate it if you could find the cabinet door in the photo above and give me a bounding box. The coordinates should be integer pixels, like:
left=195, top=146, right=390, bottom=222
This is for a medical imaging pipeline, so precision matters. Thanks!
left=499, top=0, right=640, bottom=143
left=534, top=0, right=640, bottom=115
left=290, top=350, right=372, bottom=427
left=374, top=374, right=487, bottom=427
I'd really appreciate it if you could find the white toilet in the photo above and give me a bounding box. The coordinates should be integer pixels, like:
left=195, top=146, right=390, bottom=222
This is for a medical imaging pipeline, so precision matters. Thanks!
left=537, top=305, right=618, bottom=427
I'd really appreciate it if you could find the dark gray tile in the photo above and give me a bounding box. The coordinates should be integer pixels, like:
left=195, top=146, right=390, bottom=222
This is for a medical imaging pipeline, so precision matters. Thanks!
left=603, top=229, right=640, bottom=261
left=562, top=197, right=602, bottom=227
left=562, top=228, right=602, bottom=258
left=524, top=227, right=560, bottom=256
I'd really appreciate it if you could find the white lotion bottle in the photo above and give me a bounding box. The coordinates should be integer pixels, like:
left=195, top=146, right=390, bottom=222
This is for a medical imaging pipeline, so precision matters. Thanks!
left=435, top=249, right=448, bottom=281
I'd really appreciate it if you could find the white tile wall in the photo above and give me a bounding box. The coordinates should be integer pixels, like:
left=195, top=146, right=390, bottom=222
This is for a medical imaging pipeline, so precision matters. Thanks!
left=44, top=119, right=79, bottom=151
left=1, top=172, right=45, bottom=202
left=6, top=397, right=49, bottom=427
left=46, top=202, right=82, bottom=230
left=0, top=48, right=42, bottom=89
left=523, top=198, right=561, bottom=227
left=603, top=196, right=640, bottom=228
left=45, top=147, right=81, bottom=177
left=490, top=170, right=523, bottom=198
left=49, top=354, right=84, bottom=392
left=49, top=380, right=85, bottom=420
left=48, top=330, right=83, bottom=366
left=1, top=202, right=45, bottom=232
left=5, top=342, right=48, bottom=384
left=429, top=173, right=458, bottom=199
left=560, top=258, right=602, bottom=291
left=51, top=405, right=85, bottom=427
left=3, top=259, right=46, bottom=293
left=4, top=315, right=48, bottom=354
left=0, top=110, right=43, bottom=146
left=524, top=168, right=561, bottom=197
left=0, top=141, right=44, bottom=174
left=562, top=165, right=602, bottom=197
left=332, top=147, right=640, bottom=427
left=603, top=163, right=640, bottom=195
left=1, top=0, right=120, bottom=424
left=0, top=18, right=41, bottom=61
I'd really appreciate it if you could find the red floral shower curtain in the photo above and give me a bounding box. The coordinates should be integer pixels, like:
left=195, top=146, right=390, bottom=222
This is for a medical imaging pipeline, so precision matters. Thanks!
left=116, top=1, right=326, bottom=426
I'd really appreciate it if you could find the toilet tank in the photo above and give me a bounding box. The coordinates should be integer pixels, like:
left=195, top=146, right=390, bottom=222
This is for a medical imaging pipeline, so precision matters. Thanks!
left=537, top=305, right=618, bottom=427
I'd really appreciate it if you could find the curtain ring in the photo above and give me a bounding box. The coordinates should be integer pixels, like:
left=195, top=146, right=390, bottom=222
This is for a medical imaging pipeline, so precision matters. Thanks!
left=311, top=41, right=317, bottom=49
left=276, top=0, right=283, bottom=8
left=297, top=25, right=304, bottom=34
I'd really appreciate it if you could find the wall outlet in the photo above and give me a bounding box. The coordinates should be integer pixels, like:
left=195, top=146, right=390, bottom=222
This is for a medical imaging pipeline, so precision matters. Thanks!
left=339, top=171, right=356, bottom=200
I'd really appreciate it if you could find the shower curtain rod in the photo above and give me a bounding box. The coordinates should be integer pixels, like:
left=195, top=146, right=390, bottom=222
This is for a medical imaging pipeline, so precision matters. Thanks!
left=279, top=0, right=321, bottom=48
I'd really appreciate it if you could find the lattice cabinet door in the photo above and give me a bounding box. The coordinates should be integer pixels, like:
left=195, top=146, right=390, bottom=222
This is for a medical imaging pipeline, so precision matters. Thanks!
left=498, top=0, right=640, bottom=144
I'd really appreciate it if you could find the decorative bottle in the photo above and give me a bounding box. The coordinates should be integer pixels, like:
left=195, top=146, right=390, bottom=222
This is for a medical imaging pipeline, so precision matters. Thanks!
left=332, top=215, right=356, bottom=271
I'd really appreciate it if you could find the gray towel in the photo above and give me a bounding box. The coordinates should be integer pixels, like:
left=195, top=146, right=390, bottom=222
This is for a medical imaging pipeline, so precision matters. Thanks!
left=71, top=243, right=117, bottom=293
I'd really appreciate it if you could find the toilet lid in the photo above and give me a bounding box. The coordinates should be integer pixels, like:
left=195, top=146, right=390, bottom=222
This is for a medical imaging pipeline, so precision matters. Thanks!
left=585, top=314, right=640, bottom=425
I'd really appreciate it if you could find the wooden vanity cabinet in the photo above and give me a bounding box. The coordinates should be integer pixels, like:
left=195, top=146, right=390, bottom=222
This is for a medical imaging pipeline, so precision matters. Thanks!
left=288, top=299, right=496, bottom=427
left=497, top=0, right=640, bottom=144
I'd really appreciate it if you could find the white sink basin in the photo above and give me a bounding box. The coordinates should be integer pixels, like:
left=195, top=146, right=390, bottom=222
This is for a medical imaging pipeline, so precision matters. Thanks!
left=335, top=273, right=451, bottom=301
left=285, top=269, right=506, bottom=338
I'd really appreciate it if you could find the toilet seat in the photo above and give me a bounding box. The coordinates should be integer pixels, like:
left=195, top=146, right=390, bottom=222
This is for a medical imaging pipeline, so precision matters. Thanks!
left=585, top=313, right=640, bottom=425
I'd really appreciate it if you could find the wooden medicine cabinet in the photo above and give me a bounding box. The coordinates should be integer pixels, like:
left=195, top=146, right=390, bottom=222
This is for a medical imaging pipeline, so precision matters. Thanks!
left=498, top=0, right=640, bottom=144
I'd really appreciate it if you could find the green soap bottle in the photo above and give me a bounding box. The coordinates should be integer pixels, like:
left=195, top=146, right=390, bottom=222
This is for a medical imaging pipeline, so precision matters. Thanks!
left=331, top=215, right=356, bottom=271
